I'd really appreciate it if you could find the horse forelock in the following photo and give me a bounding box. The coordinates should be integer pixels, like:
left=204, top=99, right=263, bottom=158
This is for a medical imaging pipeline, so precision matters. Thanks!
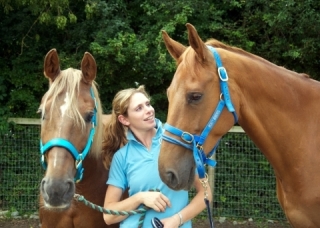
left=43, top=68, right=83, bottom=128
left=42, top=68, right=103, bottom=158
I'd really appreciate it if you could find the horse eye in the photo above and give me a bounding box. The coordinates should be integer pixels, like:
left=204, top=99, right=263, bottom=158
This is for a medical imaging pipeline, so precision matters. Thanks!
left=187, top=92, right=203, bottom=103
left=85, top=112, right=94, bottom=123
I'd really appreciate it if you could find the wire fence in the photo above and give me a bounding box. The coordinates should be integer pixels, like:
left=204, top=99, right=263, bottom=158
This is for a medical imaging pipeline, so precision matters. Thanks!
left=0, top=119, right=286, bottom=221
left=0, top=122, right=42, bottom=214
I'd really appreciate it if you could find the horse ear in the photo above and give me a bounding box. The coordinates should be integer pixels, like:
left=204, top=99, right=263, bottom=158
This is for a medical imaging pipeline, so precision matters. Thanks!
left=44, top=49, right=60, bottom=82
left=81, top=52, right=97, bottom=84
left=162, top=30, right=186, bottom=60
left=186, top=23, right=207, bottom=62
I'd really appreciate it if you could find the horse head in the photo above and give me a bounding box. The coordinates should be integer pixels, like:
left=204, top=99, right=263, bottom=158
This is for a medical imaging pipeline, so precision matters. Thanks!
left=159, top=24, right=239, bottom=190
left=39, top=49, right=102, bottom=210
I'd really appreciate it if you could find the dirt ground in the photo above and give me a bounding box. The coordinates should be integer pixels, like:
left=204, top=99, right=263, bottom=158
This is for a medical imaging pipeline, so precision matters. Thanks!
left=0, top=218, right=290, bottom=228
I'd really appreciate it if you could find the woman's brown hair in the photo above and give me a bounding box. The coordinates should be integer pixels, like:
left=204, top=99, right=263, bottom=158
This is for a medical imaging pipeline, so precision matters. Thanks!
left=102, top=85, right=150, bottom=169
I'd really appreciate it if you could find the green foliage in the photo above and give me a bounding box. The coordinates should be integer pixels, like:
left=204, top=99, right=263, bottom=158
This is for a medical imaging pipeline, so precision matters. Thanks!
left=2, top=0, right=320, bottom=119
left=241, top=0, right=320, bottom=79
left=1, top=0, right=73, bottom=29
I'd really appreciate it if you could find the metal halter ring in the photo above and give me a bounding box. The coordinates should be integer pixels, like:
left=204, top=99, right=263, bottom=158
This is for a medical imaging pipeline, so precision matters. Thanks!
left=196, top=143, right=204, bottom=151
left=200, top=173, right=209, bottom=183
left=219, top=93, right=224, bottom=101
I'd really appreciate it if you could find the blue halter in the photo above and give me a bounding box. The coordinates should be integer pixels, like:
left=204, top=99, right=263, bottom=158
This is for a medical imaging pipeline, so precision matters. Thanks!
left=162, top=46, right=238, bottom=179
left=40, top=88, right=97, bottom=183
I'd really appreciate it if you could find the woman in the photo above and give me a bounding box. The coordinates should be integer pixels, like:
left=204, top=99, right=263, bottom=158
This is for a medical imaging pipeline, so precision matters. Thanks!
left=102, top=85, right=212, bottom=228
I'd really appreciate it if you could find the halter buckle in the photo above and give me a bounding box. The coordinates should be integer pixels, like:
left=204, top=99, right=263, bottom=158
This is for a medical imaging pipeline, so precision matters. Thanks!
left=181, top=132, right=194, bottom=144
left=218, top=67, right=228, bottom=81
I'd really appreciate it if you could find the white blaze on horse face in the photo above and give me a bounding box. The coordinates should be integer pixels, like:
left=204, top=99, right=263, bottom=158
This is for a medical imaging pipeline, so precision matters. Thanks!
left=58, top=92, right=70, bottom=136
left=60, top=92, right=70, bottom=118
left=53, top=92, right=70, bottom=168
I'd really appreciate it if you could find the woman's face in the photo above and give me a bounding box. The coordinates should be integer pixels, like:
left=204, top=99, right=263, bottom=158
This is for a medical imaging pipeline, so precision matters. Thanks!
left=120, top=92, right=156, bottom=131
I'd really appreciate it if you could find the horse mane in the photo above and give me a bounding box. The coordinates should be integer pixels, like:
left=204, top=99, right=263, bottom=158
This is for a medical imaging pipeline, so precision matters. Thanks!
left=206, top=39, right=310, bottom=78
left=207, top=39, right=247, bottom=56
left=42, top=68, right=103, bottom=158
left=206, top=39, right=274, bottom=66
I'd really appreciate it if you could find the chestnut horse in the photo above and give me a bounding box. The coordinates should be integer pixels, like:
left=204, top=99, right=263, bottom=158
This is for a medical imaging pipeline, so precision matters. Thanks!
left=158, top=23, right=320, bottom=227
left=39, top=49, right=118, bottom=228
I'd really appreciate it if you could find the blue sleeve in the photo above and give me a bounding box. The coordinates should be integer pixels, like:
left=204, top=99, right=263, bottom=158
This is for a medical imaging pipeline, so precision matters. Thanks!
left=106, top=151, right=128, bottom=191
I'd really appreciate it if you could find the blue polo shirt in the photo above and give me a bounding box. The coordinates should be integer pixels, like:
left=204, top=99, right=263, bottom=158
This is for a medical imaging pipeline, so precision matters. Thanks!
left=107, top=119, right=191, bottom=228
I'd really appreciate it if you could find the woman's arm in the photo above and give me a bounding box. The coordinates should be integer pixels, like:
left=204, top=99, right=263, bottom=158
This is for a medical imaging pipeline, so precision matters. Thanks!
left=161, top=175, right=212, bottom=227
left=103, top=185, right=171, bottom=225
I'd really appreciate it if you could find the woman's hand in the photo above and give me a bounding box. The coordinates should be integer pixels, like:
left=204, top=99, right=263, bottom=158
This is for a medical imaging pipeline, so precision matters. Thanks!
left=161, top=214, right=180, bottom=228
left=139, top=191, right=171, bottom=212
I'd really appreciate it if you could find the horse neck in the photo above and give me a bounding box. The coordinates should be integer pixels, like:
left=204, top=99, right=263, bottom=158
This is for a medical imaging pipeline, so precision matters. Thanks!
left=230, top=56, right=320, bottom=174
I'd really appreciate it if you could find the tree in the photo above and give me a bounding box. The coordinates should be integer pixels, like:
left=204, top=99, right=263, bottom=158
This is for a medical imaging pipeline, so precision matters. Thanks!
left=1, top=0, right=320, bottom=119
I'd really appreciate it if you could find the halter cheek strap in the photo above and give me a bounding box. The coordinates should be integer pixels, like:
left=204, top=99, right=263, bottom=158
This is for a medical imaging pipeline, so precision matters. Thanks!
left=40, top=88, right=97, bottom=183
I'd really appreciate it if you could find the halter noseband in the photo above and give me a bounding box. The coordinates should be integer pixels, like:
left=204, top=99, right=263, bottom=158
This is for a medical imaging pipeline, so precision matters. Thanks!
left=40, top=88, right=97, bottom=183
left=162, top=46, right=238, bottom=179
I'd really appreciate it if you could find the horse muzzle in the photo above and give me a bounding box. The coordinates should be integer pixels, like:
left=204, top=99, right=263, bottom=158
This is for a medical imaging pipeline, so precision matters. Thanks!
left=40, top=176, right=75, bottom=210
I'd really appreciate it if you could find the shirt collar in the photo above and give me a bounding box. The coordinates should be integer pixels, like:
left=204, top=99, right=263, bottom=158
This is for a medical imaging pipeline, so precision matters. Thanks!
left=127, top=118, right=163, bottom=141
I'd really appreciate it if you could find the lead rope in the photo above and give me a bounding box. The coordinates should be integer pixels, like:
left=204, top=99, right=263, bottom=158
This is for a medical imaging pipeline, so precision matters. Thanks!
left=74, top=189, right=160, bottom=228
left=75, top=182, right=213, bottom=228
left=200, top=173, right=214, bottom=228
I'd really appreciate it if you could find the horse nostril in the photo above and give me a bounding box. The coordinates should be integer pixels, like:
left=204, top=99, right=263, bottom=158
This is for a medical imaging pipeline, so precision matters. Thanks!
left=62, top=179, right=75, bottom=200
left=66, top=180, right=72, bottom=191
left=40, top=178, right=50, bottom=202
left=166, top=170, right=179, bottom=189
left=40, top=179, right=46, bottom=191
left=65, top=180, right=73, bottom=193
